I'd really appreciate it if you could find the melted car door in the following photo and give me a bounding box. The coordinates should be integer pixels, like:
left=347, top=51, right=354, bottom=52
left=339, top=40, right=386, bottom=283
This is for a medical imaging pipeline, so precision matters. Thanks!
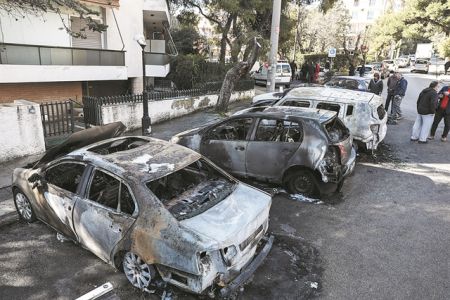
left=200, top=117, right=254, bottom=176
left=40, top=162, right=87, bottom=240
left=246, top=119, right=303, bottom=180
left=73, top=168, right=136, bottom=262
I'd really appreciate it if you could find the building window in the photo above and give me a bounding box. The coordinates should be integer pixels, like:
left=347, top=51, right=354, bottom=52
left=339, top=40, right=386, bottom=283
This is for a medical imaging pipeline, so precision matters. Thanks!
left=353, top=0, right=359, bottom=6
left=369, top=0, right=376, bottom=6
left=367, top=10, right=375, bottom=20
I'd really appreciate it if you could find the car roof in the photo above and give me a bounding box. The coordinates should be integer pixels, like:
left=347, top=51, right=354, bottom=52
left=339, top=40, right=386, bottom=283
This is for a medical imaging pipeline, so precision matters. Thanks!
left=283, top=86, right=374, bottom=103
left=329, top=75, right=366, bottom=81
left=234, top=106, right=336, bottom=123
left=67, top=137, right=201, bottom=183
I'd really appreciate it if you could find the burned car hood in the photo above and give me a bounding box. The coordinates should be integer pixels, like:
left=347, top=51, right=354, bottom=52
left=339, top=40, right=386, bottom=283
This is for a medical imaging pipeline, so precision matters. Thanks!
left=34, top=122, right=126, bottom=168
left=180, top=183, right=271, bottom=248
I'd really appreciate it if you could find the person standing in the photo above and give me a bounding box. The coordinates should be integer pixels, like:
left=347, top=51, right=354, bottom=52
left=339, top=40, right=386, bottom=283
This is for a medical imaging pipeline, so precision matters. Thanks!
left=385, top=71, right=397, bottom=113
left=411, top=81, right=439, bottom=143
left=429, top=82, right=450, bottom=142
left=308, top=62, right=315, bottom=84
left=444, top=58, right=450, bottom=75
left=290, top=60, right=297, bottom=81
left=391, top=72, right=408, bottom=123
left=368, top=72, right=383, bottom=95
left=314, top=62, right=320, bottom=83
left=359, top=64, right=365, bottom=77
left=349, top=63, right=355, bottom=76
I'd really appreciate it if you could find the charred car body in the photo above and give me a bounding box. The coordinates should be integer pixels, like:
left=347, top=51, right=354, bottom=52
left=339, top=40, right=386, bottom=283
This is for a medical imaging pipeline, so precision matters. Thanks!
left=251, top=87, right=387, bottom=150
left=12, top=123, right=273, bottom=296
left=171, top=106, right=356, bottom=197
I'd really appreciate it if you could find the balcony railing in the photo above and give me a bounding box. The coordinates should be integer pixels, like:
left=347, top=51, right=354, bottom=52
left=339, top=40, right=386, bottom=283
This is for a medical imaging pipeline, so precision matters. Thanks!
left=0, top=43, right=125, bottom=66
left=144, top=52, right=170, bottom=65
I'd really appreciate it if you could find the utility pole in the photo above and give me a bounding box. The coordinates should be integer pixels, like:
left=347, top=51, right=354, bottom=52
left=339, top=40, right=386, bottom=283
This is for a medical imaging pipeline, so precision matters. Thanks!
left=267, top=0, right=282, bottom=92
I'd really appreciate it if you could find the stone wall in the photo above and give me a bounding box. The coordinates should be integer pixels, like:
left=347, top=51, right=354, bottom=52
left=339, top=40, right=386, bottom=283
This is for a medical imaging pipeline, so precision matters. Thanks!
left=0, top=100, right=46, bottom=162
left=101, top=90, right=254, bottom=131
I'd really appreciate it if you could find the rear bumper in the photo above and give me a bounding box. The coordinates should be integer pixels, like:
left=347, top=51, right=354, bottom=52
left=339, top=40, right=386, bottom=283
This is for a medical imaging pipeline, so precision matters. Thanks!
left=219, top=235, right=274, bottom=297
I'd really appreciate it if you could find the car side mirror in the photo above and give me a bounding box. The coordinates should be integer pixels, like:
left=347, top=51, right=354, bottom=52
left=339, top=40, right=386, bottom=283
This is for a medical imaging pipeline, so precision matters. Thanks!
left=28, top=173, right=47, bottom=190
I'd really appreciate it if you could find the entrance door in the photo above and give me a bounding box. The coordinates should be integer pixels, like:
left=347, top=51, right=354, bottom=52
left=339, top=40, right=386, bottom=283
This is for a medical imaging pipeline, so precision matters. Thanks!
left=73, top=168, right=136, bottom=262
left=200, top=117, right=254, bottom=177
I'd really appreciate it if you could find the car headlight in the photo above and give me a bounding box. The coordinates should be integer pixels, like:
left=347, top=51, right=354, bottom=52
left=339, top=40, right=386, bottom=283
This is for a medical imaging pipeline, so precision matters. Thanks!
left=170, top=136, right=180, bottom=144
left=370, top=124, right=380, bottom=134
left=221, top=245, right=238, bottom=266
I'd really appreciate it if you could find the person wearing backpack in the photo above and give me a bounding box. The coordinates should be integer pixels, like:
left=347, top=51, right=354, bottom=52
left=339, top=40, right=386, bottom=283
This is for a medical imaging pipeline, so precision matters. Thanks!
left=429, top=82, right=450, bottom=142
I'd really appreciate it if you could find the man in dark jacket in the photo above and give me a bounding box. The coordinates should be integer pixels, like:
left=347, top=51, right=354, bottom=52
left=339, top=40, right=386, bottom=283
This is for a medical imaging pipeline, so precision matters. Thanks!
left=410, top=81, right=439, bottom=143
left=368, top=72, right=383, bottom=95
left=349, top=63, right=355, bottom=76
left=429, top=83, right=450, bottom=142
left=391, top=72, right=408, bottom=122
left=385, top=71, right=397, bottom=113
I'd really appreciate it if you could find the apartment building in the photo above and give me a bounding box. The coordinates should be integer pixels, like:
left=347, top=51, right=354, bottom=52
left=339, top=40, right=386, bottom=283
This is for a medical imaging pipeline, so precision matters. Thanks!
left=343, top=0, right=403, bottom=49
left=0, top=0, right=174, bottom=103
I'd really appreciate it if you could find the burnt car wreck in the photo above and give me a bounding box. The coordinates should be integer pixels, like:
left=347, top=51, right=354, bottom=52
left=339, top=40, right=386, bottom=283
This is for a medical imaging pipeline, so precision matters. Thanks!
left=171, top=106, right=356, bottom=197
left=12, top=123, right=273, bottom=297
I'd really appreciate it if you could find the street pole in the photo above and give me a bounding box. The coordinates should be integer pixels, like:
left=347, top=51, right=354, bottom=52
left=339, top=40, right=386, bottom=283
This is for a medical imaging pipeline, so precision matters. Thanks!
left=267, top=0, right=282, bottom=92
left=141, top=45, right=151, bottom=135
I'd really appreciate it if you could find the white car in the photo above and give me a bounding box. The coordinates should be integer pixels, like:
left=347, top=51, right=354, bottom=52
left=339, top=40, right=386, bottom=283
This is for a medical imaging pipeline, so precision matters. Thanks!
left=254, top=62, right=292, bottom=88
left=254, top=87, right=388, bottom=150
left=382, top=60, right=396, bottom=71
left=411, top=59, right=430, bottom=73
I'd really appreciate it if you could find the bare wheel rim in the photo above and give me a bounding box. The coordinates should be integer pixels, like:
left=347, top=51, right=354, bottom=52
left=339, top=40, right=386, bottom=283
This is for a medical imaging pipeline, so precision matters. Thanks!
left=293, top=175, right=314, bottom=194
left=15, top=192, right=32, bottom=220
left=123, top=252, right=152, bottom=289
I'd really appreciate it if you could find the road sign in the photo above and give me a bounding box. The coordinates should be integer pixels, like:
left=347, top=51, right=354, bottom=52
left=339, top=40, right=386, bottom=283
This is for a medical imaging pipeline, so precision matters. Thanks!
left=328, top=48, right=336, bottom=58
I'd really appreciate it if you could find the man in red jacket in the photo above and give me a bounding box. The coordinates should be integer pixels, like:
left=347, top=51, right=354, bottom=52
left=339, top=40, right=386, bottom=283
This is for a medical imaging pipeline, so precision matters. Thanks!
left=429, top=82, right=450, bottom=142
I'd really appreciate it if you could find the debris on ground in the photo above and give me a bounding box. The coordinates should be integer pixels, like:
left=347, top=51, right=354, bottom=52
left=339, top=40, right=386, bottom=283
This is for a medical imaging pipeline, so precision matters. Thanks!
left=309, top=281, right=319, bottom=289
left=357, top=142, right=404, bottom=165
left=56, top=232, right=70, bottom=243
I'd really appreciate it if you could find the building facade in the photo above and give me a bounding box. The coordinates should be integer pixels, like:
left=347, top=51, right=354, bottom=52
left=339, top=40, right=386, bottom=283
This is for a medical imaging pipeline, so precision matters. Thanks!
left=342, top=0, right=403, bottom=49
left=0, top=0, right=174, bottom=103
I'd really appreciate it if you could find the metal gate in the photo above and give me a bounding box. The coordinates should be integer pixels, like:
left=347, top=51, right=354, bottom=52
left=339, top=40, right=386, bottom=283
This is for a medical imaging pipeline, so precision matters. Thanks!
left=40, top=101, right=75, bottom=137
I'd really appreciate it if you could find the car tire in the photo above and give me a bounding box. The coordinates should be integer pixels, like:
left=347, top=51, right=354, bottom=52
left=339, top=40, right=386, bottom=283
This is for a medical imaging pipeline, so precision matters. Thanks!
left=123, top=251, right=156, bottom=290
left=13, top=189, right=37, bottom=222
left=286, top=84, right=291, bottom=88
left=284, top=169, right=319, bottom=197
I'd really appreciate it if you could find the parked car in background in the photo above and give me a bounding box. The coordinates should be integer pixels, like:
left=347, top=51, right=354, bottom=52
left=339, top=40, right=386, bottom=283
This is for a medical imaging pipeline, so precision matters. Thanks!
left=371, top=62, right=390, bottom=79
left=395, top=57, right=410, bottom=68
left=254, top=61, right=292, bottom=88
left=268, top=87, right=387, bottom=150
left=172, top=106, right=356, bottom=197
left=382, top=59, right=396, bottom=71
left=411, top=58, right=430, bottom=73
left=324, top=76, right=370, bottom=92
left=428, top=57, right=446, bottom=74
left=13, top=123, right=273, bottom=297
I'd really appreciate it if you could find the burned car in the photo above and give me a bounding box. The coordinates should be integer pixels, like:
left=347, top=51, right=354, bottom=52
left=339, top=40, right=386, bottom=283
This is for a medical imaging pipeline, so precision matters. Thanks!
left=252, top=87, right=388, bottom=150
left=12, top=123, right=273, bottom=296
left=171, top=106, right=356, bottom=197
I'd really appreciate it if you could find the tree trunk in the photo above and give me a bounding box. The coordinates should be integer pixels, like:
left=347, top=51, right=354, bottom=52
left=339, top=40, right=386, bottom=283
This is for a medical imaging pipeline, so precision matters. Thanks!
left=219, top=14, right=235, bottom=64
left=216, top=38, right=260, bottom=113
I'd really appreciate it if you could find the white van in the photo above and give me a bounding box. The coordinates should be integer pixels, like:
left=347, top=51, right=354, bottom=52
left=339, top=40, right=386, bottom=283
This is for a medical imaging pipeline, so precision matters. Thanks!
left=254, top=62, right=292, bottom=88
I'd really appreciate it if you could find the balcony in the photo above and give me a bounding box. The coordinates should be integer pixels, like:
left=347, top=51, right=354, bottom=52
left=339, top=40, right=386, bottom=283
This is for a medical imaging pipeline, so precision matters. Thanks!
left=0, top=43, right=127, bottom=83
left=144, top=52, right=170, bottom=77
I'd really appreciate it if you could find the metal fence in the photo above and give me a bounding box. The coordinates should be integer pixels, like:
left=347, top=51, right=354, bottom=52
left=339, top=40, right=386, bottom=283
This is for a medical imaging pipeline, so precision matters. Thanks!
left=40, top=101, right=75, bottom=137
left=83, top=79, right=255, bottom=126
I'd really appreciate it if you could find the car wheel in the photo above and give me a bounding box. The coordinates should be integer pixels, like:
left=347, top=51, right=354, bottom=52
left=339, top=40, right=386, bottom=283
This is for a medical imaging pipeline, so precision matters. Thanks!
left=285, top=169, right=319, bottom=197
left=13, top=189, right=36, bottom=222
left=123, top=251, right=156, bottom=290
left=286, top=84, right=291, bottom=88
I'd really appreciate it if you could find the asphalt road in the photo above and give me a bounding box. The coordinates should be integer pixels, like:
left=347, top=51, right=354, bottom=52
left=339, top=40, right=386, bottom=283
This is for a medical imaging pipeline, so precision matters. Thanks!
left=1, top=72, right=449, bottom=300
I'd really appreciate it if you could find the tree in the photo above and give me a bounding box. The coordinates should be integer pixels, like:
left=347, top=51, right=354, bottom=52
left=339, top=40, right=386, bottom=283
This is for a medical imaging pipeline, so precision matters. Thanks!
left=403, top=0, right=450, bottom=37
left=0, top=0, right=108, bottom=38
